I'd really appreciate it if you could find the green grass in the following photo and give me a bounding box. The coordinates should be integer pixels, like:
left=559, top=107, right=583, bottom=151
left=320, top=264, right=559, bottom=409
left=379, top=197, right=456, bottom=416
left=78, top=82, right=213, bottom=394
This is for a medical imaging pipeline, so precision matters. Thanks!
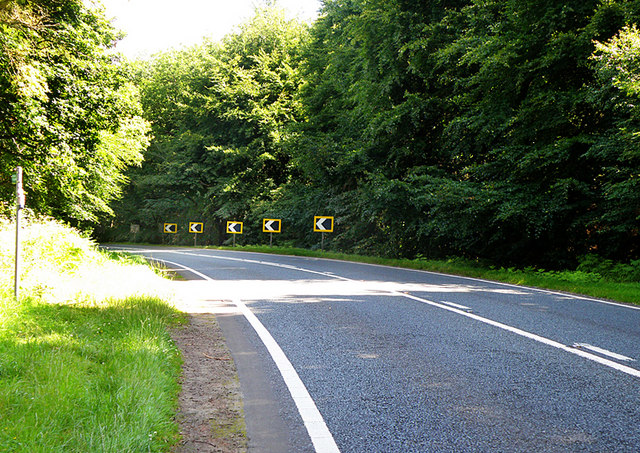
left=0, top=217, right=185, bottom=452
left=202, top=245, right=640, bottom=305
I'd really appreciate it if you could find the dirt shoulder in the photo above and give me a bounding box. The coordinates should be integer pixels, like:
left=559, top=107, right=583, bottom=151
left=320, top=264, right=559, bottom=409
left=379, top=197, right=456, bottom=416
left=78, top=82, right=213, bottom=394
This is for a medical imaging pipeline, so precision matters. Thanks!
left=170, top=313, right=248, bottom=453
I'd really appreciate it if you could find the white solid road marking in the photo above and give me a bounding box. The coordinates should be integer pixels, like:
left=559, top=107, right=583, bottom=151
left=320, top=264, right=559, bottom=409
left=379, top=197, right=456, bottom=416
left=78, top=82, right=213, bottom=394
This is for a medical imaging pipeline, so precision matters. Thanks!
left=573, top=343, right=635, bottom=362
left=398, top=291, right=640, bottom=379
left=140, top=255, right=341, bottom=453
left=234, top=298, right=340, bottom=453
left=440, top=301, right=472, bottom=311
left=148, top=258, right=212, bottom=280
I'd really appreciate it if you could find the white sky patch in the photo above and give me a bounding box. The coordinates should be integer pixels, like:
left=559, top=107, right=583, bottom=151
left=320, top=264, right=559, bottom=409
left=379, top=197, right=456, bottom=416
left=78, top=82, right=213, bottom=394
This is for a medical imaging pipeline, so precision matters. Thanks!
left=87, top=0, right=322, bottom=58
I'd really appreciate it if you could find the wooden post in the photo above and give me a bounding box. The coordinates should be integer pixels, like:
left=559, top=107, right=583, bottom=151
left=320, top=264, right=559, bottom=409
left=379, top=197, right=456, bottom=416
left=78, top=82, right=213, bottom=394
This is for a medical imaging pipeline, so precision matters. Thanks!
left=14, top=167, right=24, bottom=300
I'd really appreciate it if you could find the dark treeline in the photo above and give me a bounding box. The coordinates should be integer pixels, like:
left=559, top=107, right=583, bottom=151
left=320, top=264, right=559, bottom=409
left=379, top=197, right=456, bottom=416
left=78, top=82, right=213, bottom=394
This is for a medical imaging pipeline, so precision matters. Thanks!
left=4, top=1, right=640, bottom=269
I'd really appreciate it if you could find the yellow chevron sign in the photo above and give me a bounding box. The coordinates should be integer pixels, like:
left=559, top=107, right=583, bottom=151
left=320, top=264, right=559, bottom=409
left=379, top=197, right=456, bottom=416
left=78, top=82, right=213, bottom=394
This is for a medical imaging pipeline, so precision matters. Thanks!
left=189, top=222, right=203, bottom=233
left=263, top=219, right=281, bottom=233
left=227, top=221, right=243, bottom=234
left=314, top=216, right=333, bottom=232
left=163, top=223, right=177, bottom=233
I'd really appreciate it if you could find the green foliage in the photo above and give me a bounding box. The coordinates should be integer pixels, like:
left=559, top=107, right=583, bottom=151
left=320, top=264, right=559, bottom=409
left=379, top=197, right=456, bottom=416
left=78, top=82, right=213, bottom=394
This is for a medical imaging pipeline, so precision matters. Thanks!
left=103, top=5, right=308, bottom=244
left=107, top=0, right=640, bottom=270
left=0, top=296, right=182, bottom=452
left=0, top=0, right=149, bottom=224
left=285, top=0, right=640, bottom=266
left=0, top=217, right=184, bottom=451
left=576, top=254, right=640, bottom=282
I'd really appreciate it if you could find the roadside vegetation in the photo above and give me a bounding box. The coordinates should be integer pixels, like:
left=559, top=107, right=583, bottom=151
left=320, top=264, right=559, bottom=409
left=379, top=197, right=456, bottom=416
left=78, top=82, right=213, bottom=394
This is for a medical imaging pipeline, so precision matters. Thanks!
left=0, top=216, right=184, bottom=452
left=3, top=0, right=636, bottom=449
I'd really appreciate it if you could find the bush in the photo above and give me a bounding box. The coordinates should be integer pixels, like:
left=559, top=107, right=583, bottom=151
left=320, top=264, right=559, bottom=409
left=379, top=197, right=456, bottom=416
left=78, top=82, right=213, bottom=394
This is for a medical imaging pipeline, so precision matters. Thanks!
left=576, top=254, right=640, bottom=283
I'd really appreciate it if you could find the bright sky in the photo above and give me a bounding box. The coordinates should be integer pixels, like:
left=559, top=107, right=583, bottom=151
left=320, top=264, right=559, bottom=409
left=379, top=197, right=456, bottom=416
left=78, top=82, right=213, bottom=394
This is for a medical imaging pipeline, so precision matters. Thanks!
left=91, top=0, right=323, bottom=58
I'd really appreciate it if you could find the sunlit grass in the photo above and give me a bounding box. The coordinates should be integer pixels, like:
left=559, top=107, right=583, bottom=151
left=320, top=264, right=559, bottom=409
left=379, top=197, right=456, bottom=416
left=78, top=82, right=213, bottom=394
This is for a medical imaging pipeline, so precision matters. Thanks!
left=0, top=216, right=185, bottom=452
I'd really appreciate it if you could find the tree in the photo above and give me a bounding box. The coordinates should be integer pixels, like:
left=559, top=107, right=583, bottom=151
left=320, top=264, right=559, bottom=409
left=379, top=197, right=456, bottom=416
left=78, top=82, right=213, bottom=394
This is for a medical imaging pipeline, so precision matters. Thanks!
left=0, top=0, right=149, bottom=223
left=422, top=0, right=640, bottom=264
left=105, top=6, right=308, bottom=244
left=588, top=24, right=640, bottom=258
left=292, top=0, right=640, bottom=265
left=109, top=0, right=640, bottom=266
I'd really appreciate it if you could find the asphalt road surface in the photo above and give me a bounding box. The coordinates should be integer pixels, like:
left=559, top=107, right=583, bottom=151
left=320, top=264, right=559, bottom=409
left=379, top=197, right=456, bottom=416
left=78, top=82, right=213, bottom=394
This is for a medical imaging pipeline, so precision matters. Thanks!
left=111, top=246, right=640, bottom=453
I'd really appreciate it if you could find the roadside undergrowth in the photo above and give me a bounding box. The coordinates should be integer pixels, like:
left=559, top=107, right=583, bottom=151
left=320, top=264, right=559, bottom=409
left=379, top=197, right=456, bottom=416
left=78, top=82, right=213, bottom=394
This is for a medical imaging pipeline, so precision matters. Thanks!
left=0, top=216, right=185, bottom=452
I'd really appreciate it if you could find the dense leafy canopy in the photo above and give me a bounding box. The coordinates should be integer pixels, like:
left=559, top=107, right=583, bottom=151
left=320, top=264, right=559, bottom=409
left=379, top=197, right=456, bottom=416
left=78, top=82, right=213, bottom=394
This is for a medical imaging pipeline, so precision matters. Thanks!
left=277, top=0, right=640, bottom=266
left=0, top=0, right=148, bottom=223
left=8, top=0, right=640, bottom=268
left=103, top=6, right=308, bottom=244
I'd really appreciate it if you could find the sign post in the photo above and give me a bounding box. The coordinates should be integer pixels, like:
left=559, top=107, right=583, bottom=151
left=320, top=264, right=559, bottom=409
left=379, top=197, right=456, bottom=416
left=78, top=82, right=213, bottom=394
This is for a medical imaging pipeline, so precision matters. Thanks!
left=130, top=224, right=140, bottom=242
left=313, top=216, right=334, bottom=251
left=189, top=222, right=204, bottom=246
left=262, top=219, right=281, bottom=246
left=163, top=223, right=178, bottom=234
left=226, top=221, right=243, bottom=247
left=13, top=167, right=25, bottom=300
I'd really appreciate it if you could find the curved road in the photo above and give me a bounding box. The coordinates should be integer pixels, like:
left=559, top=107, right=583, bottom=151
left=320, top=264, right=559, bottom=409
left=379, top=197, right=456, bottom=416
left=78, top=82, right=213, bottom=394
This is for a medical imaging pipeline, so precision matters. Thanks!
left=111, top=246, right=640, bottom=452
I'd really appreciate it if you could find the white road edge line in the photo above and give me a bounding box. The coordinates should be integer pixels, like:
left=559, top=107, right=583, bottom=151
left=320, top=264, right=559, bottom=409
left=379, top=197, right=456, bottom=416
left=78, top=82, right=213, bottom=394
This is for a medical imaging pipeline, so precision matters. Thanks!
left=233, top=298, right=341, bottom=453
left=573, top=343, right=636, bottom=362
left=397, top=291, right=640, bottom=379
left=145, top=256, right=341, bottom=453
left=154, top=258, right=213, bottom=281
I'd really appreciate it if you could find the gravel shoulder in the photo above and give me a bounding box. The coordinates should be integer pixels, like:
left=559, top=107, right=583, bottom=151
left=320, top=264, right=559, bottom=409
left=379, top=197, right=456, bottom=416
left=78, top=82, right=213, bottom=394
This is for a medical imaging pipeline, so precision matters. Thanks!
left=170, top=312, right=248, bottom=453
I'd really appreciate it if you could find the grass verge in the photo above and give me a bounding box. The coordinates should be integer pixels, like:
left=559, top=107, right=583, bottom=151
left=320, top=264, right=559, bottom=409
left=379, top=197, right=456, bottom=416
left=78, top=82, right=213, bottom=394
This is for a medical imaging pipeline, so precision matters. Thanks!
left=0, top=217, right=185, bottom=452
left=203, top=245, right=640, bottom=305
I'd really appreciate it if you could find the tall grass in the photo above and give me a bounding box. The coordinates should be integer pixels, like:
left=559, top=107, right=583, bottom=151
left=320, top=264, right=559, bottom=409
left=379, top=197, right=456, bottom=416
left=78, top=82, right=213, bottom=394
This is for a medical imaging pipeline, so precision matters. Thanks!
left=0, top=216, right=185, bottom=452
